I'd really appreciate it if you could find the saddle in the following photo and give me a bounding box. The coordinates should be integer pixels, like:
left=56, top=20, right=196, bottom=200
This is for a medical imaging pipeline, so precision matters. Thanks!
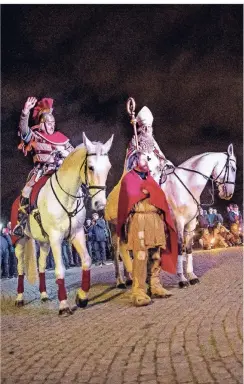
left=11, top=172, right=54, bottom=245
left=29, top=172, right=54, bottom=209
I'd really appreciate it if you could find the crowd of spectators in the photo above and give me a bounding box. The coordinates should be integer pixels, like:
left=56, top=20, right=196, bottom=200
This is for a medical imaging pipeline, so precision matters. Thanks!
left=196, top=204, right=243, bottom=250
left=1, top=205, right=242, bottom=278
left=0, top=213, right=113, bottom=279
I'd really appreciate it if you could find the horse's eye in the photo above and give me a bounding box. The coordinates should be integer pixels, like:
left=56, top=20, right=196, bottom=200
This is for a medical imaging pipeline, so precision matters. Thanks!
left=231, top=167, right=236, bottom=172
left=147, top=156, right=151, bottom=161
left=88, top=166, right=94, bottom=171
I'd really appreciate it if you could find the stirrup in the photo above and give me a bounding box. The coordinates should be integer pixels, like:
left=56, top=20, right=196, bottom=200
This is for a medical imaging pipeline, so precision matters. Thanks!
left=13, top=215, right=27, bottom=237
left=13, top=224, right=24, bottom=237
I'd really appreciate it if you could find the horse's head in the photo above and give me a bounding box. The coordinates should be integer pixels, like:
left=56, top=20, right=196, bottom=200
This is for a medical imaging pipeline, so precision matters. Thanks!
left=82, top=132, right=113, bottom=211
left=143, top=151, right=162, bottom=182
left=127, top=150, right=162, bottom=182
left=212, top=144, right=237, bottom=200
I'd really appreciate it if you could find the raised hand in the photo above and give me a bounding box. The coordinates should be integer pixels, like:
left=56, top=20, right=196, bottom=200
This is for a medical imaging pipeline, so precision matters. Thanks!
left=23, top=97, right=37, bottom=114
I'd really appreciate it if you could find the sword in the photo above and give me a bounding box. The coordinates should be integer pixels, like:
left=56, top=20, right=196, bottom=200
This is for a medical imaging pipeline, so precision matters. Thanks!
left=126, top=97, right=139, bottom=151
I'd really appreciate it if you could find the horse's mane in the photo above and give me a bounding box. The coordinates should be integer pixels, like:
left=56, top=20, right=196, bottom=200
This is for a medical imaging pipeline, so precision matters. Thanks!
left=179, top=152, right=212, bottom=168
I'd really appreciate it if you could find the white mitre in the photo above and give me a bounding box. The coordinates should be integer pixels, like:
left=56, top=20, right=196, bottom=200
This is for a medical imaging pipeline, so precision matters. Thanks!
left=136, top=106, right=154, bottom=126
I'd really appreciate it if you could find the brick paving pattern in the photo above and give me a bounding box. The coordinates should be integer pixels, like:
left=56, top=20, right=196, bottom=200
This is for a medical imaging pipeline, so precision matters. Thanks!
left=1, top=247, right=243, bottom=384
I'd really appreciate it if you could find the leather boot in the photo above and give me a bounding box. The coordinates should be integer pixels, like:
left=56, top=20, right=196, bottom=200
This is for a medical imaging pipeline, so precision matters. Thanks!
left=13, top=197, right=29, bottom=237
left=150, top=259, right=173, bottom=297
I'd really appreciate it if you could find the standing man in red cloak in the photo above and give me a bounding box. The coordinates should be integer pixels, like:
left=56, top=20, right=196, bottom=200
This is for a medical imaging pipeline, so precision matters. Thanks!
left=116, top=151, right=178, bottom=307
left=13, top=97, right=74, bottom=236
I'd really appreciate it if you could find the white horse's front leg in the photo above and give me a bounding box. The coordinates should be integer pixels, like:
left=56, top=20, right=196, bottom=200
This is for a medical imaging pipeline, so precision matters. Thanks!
left=49, top=234, right=73, bottom=316
left=38, top=242, right=50, bottom=301
left=15, top=238, right=26, bottom=306
left=185, top=221, right=200, bottom=285
left=176, top=220, right=189, bottom=288
left=72, top=228, right=92, bottom=308
left=186, top=254, right=199, bottom=284
left=177, top=255, right=189, bottom=287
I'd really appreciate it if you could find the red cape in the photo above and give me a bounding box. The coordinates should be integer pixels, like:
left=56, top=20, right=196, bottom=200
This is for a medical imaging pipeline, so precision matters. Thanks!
left=117, top=170, right=178, bottom=274
left=32, top=129, right=69, bottom=145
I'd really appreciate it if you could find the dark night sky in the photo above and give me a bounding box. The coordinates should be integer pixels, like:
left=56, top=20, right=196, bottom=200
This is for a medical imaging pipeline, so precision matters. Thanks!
left=1, top=4, right=243, bottom=224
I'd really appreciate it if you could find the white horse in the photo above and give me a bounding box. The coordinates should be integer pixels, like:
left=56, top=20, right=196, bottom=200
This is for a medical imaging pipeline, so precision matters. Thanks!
left=14, top=133, right=113, bottom=315
left=161, top=144, right=236, bottom=287
left=109, top=144, right=237, bottom=290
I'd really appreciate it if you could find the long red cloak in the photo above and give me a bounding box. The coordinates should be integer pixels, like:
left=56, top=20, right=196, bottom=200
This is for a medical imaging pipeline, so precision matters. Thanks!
left=116, top=170, right=178, bottom=274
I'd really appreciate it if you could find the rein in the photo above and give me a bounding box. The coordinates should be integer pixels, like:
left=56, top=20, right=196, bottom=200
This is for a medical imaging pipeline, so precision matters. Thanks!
left=50, top=151, right=108, bottom=239
left=159, top=153, right=236, bottom=228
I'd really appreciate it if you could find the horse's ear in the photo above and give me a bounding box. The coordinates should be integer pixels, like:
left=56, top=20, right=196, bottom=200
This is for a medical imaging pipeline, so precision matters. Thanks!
left=103, top=134, right=114, bottom=153
left=83, top=132, right=95, bottom=153
left=227, top=143, right=234, bottom=157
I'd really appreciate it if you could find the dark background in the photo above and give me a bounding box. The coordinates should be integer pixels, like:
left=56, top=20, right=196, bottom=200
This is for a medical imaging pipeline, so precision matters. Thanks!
left=1, top=4, right=243, bottom=224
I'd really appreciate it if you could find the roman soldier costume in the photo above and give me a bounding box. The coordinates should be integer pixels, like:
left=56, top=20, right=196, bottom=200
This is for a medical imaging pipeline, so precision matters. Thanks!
left=13, top=97, right=74, bottom=236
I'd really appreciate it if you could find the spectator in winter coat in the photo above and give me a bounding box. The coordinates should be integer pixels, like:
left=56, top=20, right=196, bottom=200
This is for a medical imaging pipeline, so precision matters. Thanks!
left=207, top=208, right=217, bottom=232
left=197, top=208, right=209, bottom=228
left=225, top=206, right=235, bottom=228
left=62, top=240, right=72, bottom=269
left=0, top=233, right=10, bottom=278
left=232, top=204, right=243, bottom=225
left=92, top=213, right=107, bottom=266
left=84, top=219, right=94, bottom=260
left=1, top=228, right=17, bottom=278
left=213, top=209, right=224, bottom=225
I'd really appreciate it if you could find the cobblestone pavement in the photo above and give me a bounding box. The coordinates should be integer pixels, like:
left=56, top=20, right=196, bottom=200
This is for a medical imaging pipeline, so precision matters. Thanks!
left=1, top=247, right=243, bottom=384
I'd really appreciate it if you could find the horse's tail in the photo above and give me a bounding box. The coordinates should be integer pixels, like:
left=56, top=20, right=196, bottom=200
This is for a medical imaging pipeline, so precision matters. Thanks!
left=24, top=238, right=38, bottom=284
left=104, top=178, right=124, bottom=221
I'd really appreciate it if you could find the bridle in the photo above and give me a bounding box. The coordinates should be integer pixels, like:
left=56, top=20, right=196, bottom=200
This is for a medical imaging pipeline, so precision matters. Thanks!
left=158, top=152, right=236, bottom=228
left=212, top=152, right=236, bottom=197
left=50, top=151, right=108, bottom=239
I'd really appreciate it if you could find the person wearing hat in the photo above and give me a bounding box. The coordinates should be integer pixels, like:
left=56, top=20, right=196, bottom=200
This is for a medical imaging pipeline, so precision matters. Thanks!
left=13, top=97, right=74, bottom=236
left=116, top=151, right=178, bottom=307
left=125, top=106, right=174, bottom=172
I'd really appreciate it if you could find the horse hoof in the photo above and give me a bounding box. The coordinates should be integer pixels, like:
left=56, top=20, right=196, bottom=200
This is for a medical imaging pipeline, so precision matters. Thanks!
left=76, top=297, right=88, bottom=308
left=179, top=281, right=189, bottom=289
left=41, top=297, right=50, bottom=302
left=189, top=278, right=200, bottom=285
left=125, top=279, right=133, bottom=286
left=58, top=307, right=73, bottom=316
left=116, top=283, right=127, bottom=289
left=15, top=300, right=24, bottom=307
